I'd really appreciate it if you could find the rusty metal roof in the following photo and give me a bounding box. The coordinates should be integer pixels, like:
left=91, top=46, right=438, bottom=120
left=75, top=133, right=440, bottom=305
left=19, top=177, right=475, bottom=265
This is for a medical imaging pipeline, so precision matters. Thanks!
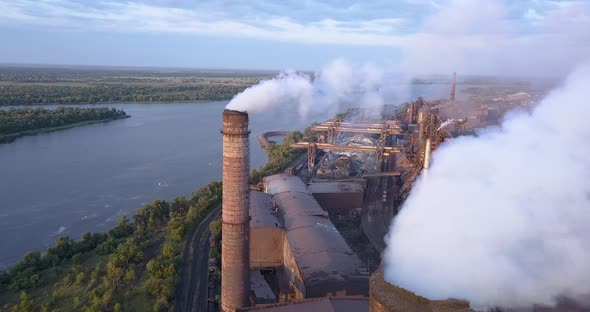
left=250, top=191, right=281, bottom=228
left=265, top=174, right=368, bottom=288
left=264, top=174, right=311, bottom=195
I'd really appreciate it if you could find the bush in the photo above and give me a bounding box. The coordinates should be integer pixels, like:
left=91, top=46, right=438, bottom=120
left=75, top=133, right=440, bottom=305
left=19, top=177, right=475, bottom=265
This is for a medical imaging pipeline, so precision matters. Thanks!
left=209, top=219, right=221, bottom=237
left=75, top=272, right=85, bottom=286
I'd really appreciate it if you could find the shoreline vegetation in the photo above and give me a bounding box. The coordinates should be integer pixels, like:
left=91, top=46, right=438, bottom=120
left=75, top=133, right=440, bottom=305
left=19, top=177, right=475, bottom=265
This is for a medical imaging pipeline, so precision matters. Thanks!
left=0, top=107, right=130, bottom=144
left=0, top=66, right=273, bottom=106
left=0, top=65, right=517, bottom=107
left=0, top=129, right=307, bottom=312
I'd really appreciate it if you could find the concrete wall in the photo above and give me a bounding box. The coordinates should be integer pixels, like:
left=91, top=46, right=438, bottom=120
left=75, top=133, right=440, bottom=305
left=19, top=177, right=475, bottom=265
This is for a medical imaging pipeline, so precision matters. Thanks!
left=282, top=237, right=306, bottom=300
left=250, top=227, right=284, bottom=269
left=308, top=277, right=370, bottom=298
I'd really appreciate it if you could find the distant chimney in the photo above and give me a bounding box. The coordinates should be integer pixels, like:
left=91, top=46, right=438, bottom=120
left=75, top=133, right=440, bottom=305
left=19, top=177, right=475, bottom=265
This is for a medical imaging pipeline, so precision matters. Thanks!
left=450, top=72, right=457, bottom=102
left=221, top=109, right=250, bottom=312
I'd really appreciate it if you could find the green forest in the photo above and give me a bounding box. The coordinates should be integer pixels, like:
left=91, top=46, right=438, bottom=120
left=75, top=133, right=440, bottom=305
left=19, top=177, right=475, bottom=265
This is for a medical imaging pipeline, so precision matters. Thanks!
left=0, top=182, right=222, bottom=312
left=0, top=107, right=128, bottom=136
left=0, top=84, right=249, bottom=105
left=0, top=66, right=272, bottom=105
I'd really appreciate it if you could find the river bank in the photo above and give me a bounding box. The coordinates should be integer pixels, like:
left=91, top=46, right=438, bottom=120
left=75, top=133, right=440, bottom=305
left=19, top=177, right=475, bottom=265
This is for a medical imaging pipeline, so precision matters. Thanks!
left=0, top=115, right=131, bottom=144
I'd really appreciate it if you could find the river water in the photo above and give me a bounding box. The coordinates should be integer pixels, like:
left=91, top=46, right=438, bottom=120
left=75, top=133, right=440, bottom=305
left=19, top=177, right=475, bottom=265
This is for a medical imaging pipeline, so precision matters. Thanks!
left=0, top=84, right=470, bottom=267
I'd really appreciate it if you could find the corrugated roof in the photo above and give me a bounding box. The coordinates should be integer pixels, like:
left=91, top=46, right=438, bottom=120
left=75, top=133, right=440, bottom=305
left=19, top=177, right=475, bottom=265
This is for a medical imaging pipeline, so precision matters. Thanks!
left=264, top=174, right=311, bottom=195
left=265, top=174, right=367, bottom=287
left=250, top=191, right=281, bottom=228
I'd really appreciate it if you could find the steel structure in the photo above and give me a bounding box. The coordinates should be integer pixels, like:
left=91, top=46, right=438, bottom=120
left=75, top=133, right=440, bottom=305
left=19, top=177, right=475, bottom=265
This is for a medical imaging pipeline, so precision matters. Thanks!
left=291, top=142, right=403, bottom=172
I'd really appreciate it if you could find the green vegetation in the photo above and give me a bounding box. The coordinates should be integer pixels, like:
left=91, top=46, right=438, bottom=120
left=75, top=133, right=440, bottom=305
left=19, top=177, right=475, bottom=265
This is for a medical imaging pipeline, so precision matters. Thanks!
left=0, top=182, right=222, bottom=312
left=208, top=219, right=222, bottom=307
left=0, top=107, right=129, bottom=143
left=0, top=66, right=273, bottom=105
left=208, top=219, right=221, bottom=238
left=249, top=130, right=307, bottom=184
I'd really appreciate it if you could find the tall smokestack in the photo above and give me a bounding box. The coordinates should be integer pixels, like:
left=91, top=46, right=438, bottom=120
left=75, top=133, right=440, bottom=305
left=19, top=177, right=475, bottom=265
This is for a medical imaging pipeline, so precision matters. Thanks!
left=449, top=72, right=456, bottom=102
left=221, top=109, right=250, bottom=312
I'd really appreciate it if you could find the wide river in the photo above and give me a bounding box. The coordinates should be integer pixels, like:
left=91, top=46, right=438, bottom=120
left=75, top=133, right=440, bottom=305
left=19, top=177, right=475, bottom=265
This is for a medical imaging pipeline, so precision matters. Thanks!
left=0, top=84, right=468, bottom=267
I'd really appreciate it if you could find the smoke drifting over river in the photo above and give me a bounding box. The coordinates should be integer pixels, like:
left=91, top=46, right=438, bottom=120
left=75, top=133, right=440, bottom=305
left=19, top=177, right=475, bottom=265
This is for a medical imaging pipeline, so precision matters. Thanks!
left=226, top=59, right=385, bottom=119
left=383, top=64, right=590, bottom=308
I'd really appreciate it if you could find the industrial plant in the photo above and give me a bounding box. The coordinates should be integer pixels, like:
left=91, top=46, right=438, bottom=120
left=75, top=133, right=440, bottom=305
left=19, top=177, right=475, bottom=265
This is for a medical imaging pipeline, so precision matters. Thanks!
left=217, top=74, right=544, bottom=312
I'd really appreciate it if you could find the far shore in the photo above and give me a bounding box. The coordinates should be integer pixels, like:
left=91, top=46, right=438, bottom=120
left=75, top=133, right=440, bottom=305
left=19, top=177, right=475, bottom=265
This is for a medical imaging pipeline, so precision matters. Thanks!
left=0, top=115, right=130, bottom=144
left=0, top=100, right=227, bottom=107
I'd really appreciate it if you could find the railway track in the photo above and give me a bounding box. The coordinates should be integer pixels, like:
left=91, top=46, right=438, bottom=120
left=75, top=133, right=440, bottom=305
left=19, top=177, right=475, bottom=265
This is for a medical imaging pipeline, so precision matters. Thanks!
left=174, top=206, right=221, bottom=312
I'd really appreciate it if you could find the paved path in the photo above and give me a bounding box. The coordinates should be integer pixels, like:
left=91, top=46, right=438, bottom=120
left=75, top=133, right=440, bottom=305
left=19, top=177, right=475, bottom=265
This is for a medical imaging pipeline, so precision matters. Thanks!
left=174, top=206, right=221, bottom=312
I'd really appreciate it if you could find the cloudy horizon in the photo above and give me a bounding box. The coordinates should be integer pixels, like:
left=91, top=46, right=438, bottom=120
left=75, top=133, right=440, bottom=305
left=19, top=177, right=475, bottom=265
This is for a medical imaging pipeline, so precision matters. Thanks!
left=0, top=0, right=588, bottom=76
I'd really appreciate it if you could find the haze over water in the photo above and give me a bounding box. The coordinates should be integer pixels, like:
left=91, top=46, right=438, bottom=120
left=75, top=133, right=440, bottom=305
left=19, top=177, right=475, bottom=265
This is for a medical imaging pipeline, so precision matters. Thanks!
left=0, top=84, right=465, bottom=267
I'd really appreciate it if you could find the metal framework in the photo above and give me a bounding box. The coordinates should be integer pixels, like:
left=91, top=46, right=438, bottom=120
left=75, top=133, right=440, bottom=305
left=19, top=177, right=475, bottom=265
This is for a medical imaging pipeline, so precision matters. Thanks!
left=307, top=143, right=317, bottom=172
left=291, top=142, right=402, bottom=153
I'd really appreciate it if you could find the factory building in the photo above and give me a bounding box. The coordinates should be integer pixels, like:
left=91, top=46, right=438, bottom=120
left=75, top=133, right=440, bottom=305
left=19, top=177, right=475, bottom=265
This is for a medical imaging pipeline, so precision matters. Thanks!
left=249, top=174, right=370, bottom=302
left=308, top=181, right=364, bottom=216
left=241, top=266, right=475, bottom=312
left=221, top=75, right=585, bottom=312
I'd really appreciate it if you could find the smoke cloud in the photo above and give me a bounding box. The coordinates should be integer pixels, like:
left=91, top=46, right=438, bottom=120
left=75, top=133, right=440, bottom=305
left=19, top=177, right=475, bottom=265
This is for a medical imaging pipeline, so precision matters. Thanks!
left=400, top=0, right=590, bottom=77
left=226, top=59, right=386, bottom=119
left=383, top=63, right=590, bottom=308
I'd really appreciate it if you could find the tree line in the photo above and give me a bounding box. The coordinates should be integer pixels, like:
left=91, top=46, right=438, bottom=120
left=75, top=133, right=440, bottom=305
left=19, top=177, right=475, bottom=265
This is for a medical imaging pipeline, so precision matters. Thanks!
left=0, top=84, right=249, bottom=105
left=0, top=181, right=222, bottom=312
left=0, top=107, right=128, bottom=136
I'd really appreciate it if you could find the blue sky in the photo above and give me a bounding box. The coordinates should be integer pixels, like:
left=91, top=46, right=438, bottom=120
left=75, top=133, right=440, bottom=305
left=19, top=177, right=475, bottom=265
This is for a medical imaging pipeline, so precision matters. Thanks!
left=0, top=0, right=588, bottom=75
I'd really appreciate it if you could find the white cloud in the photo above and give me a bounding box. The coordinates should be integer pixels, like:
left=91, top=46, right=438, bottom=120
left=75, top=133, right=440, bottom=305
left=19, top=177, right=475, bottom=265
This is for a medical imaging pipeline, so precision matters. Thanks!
left=0, top=0, right=410, bottom=46
left=0, top=0, right=588, bottom=76
left=524, top=8, right=544, bottom=21
left=400, top=0, right=590, bottom=76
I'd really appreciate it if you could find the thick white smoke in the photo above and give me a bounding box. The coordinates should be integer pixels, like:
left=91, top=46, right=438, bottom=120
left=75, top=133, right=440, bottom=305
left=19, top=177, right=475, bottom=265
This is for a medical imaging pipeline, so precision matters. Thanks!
left=383, top=63, right=590, bottom=308
left=226, top=59, right=386, bottom=119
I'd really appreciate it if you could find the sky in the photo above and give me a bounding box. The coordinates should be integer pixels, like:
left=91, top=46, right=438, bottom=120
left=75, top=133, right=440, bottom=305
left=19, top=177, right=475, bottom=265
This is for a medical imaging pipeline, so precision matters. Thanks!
left=0, top=0, right=589, bottom=76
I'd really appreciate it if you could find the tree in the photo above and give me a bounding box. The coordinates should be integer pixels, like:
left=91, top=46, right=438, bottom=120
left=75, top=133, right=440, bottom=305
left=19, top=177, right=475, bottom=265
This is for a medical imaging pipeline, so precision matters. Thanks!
left=54, top=236, right=75, bottom=260
left=17, top=291, right=32, bottom=312
left=162, top=242, right=178, bottom=259
left=147, top=200, right=171, bottom=230
left=166, top=216, right=185, bottom=242
left=171, top=196, right=190, bottom=216
left=75, top=272, right=85, bottom=286
left=209, top=219, right=221, bottom=237
left=109, top=216, right=133, bottom=238
left=106, top=239, right=143, bottom=293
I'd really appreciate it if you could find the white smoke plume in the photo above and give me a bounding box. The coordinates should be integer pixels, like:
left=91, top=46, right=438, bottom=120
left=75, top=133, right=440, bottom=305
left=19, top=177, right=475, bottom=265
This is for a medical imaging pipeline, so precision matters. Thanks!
left=383, top=63, right=590, bottom=308
left=226, top=59, right=386, bottom=119
left=400, top=0, right=590, bottom=77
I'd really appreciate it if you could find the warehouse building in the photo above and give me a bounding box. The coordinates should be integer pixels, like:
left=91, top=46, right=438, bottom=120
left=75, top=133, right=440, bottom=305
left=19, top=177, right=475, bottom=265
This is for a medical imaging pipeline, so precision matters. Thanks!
left=249, top=174, right=369, bottom=303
